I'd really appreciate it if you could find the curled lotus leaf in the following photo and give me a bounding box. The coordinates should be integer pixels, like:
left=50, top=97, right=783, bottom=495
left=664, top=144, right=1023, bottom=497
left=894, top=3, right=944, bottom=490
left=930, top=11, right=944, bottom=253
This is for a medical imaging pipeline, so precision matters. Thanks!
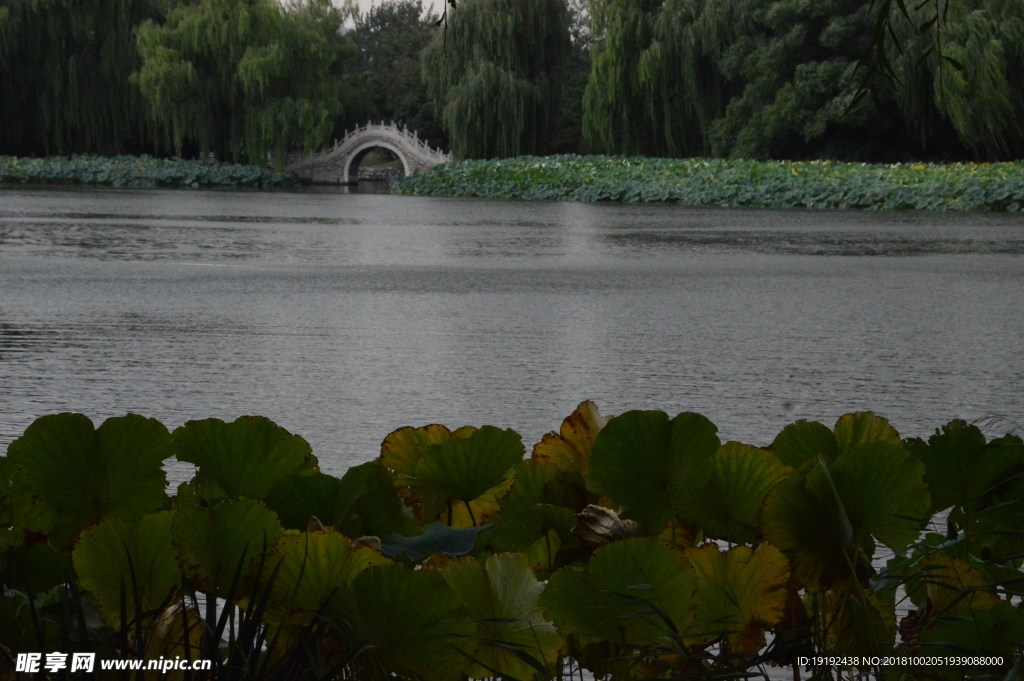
left=264, top=528, right=390, bottom=622
left=683, top=542, right=790, bottom=654
left=541, top=537, right=697, bottom=645
left=587, top=411, right=720, bottom=535
left=7, top=413, right=172, bottom=548
left=173, top=416, right=318, bottom=501
left=917, top=552, right=1001, bottom=615
left=572, top=505, right=644, bottom=545
left=685, top=442, right=792, bottom=545
left=73, top=511, right=182, bottom=629
left=329, top=564, right=475, bottom=681
left=144, top=601, right=204, bottom=672
left=531, top=400, right=609, bottom=474
left=379, top=424, right=476, bottom=522
left=833, top=412, right=901, bottom=455
left=442, top=553, right=564, bottom=679
left=172, top=497, right=283, bottom=598
left=770, top=420, right=837, bottom=475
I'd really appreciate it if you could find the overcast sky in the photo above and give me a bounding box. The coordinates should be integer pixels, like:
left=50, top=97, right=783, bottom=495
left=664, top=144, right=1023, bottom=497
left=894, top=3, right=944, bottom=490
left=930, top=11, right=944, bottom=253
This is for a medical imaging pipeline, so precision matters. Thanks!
left=344, top=0, right=446, bottom=23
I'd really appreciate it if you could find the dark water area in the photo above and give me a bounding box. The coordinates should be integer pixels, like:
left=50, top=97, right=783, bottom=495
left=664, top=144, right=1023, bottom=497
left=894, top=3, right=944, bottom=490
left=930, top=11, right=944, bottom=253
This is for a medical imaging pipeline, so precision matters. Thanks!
left=2, top=186, right=1023, bottom=486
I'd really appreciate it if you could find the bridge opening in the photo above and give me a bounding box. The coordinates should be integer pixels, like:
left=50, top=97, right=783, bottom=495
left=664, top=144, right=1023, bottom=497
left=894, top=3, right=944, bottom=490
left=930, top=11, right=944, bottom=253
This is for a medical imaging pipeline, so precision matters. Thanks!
left=355, top=147, right=403, bottom=180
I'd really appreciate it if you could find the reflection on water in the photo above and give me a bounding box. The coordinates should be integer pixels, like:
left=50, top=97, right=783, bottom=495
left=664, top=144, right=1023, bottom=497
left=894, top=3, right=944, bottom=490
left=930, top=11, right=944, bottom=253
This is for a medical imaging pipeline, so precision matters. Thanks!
left=1, top=187, right=1023, bottom=486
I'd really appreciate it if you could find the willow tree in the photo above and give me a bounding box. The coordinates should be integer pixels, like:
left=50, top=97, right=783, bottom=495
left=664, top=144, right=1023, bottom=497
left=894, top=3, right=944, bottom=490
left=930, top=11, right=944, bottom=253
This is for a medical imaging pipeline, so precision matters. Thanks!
left=0, top=0, right=169, bottom=156
left=422, top=0, right=571, bottom=159
left=133, top=0, right=350, bottom=166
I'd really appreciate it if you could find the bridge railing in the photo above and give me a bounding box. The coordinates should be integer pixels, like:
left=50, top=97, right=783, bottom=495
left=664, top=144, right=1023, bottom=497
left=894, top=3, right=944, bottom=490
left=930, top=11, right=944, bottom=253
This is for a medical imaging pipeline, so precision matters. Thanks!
left=327, top=121, right=452, bottom=162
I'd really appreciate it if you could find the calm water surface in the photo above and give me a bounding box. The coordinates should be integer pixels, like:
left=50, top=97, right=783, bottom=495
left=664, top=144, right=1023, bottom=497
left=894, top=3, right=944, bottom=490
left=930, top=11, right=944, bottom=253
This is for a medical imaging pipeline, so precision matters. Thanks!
left=2, top=187, right=1023, bottom=484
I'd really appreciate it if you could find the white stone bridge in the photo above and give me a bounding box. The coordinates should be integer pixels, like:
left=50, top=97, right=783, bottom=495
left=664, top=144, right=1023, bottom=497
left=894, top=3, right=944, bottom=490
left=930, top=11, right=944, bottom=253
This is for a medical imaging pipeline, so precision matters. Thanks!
left=287, top=122, right=452, bottom=185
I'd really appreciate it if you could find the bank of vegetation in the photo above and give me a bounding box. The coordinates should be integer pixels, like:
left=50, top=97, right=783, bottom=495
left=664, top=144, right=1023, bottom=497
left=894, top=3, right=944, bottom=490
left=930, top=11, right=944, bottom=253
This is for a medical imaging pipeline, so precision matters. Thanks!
left=1, top=403, right=1022, bottom=678
left=0, top=156, right=294, bottom=189
left=395, top=155, right=1024, bottom=210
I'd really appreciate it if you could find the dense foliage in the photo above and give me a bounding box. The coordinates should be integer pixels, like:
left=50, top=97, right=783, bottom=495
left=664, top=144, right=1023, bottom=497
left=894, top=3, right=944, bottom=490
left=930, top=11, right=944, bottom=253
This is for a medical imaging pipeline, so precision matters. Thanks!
left=582, top=0, right=1024, bottom=161
left=350, top=0, right=448, bottom=151
left=394, top=154, right=1024, bottom=209
left=421, top=0, right=572, bottom=159
left=0, top=155, right=295, bottom=188
left=1, top=403, right=1022, bottom=680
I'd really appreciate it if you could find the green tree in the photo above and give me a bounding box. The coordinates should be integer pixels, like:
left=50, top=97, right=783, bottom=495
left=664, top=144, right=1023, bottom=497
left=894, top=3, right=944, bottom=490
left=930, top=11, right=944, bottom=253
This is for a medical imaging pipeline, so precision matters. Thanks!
left=133, top=0, right=352, bottom=166
left=0, top=0, right=172, bottom=156
left=351, top=0, right=447, bottom=149
left=422, top=0, right=571, bottom=159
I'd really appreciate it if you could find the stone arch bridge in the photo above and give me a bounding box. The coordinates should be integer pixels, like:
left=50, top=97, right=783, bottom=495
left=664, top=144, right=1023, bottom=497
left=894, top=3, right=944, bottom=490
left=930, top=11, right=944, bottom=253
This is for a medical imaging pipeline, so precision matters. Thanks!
left=287, top=122, right=452, bottom=185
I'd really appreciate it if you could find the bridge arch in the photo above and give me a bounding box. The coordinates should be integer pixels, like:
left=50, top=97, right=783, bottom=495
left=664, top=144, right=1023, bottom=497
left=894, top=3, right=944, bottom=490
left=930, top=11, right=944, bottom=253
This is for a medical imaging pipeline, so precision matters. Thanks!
left=287, top=122, right=452, bottom=185
left=345, top=140, right=410, bottom=183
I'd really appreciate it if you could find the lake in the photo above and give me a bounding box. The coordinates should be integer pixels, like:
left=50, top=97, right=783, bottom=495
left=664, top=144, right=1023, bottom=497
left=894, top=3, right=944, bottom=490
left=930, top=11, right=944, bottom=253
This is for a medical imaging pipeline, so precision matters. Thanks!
left=2, top=186, right=1023, bottom=486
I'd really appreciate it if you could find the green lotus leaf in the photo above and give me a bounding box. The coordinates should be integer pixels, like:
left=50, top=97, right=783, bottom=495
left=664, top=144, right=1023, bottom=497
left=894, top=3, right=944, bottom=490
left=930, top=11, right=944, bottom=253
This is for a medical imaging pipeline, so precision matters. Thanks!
left=172, top=497, right=283, bottom=597
left=264, top=461, right=415, bottom=539
left=7, top=413, right=172, bottom=548
left=414, top=426, right=524, bottom=520
left=1, top=542, right=66, bottom=595
left=265, top=528, right=390, bottom=621
left=821, top=441, right=930, bottom=551
left=684, top=542, right=790, bottom=653
left=770, top=420, right=837, bottom=474
left=686, top=442, right=793, bottom=544
left=329, top=564, right=475, bottom=681
left=762, top=441, right=929, bottom=589
left=531, top=400, right=609, bottom=474
left=541, top=537, right=697, bottom=645
left=916, top=602, right=1024, bottom=678
left=906, top=421, right=1023, bottom=516
left=833, top=412, right=901, bottom=455
left=73, top=511, right=181, bottom=629
left=587, top=411, right=720, bottom=534
left=381, top=521, right=490, bottom=563
left=173, top=416, right=318, bottom=501
left=443, top=553, right=563, bottom=679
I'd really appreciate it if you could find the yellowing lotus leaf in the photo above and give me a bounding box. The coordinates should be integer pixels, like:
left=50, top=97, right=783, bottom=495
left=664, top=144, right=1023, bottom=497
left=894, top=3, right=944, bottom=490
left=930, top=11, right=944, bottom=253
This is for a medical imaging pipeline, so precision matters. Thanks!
left=267, top=528, right=391, bottom=622
left=541, top=538, right=697, bottom=645
left=918, top=552, right=1001, bottom=615
left=684, top=542, right=790, bottom=653
left=811, top=588, right=896, bottom=657
left=441, top=468, right=515, bottom=528
left=443, top=553, right=563, bottom=679
left=531, top=401, right=609, bottom=474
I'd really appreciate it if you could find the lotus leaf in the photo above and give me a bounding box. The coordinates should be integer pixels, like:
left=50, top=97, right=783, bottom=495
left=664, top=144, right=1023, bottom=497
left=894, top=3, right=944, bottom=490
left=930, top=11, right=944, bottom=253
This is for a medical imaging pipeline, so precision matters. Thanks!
left=686, top=442, right=792, bottom=545
left=143, top=601, right=204, bottom=671
left=587, top=411, right=720, bottom=535
left=833, top=412, right=901, bottom=455
left=762, top=440, right=929, bottom=589
left=917, top=552, right=1001, bottom=615
left=684, top=542, right=790, bottom=653
left=380, top=423, right=476, bottom=521
left=265, top=528, right=389, bottom=622
left=413, top=426, right=524, bottom=526
left=531, top=400, right=609, bottom=474
left=541, top=537, right=697, bottom=645
left=172, top=497, right=283, bottom=597
left=381, top=521, right=490, bottom=562
left=173, top=416, right=318, bottom=501
left=330, top=564, right=475, bottom=681
left=7, top=413, right=172, bottom=547
left=265, top=462, right=415, bottom=538
left=73, top=511, right=181, bottom=629
left=442, top=553, right=563, bottom=679
left=770, top=420, right=837, bottom=475
left=916, top=602, right=1024, bottom=678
